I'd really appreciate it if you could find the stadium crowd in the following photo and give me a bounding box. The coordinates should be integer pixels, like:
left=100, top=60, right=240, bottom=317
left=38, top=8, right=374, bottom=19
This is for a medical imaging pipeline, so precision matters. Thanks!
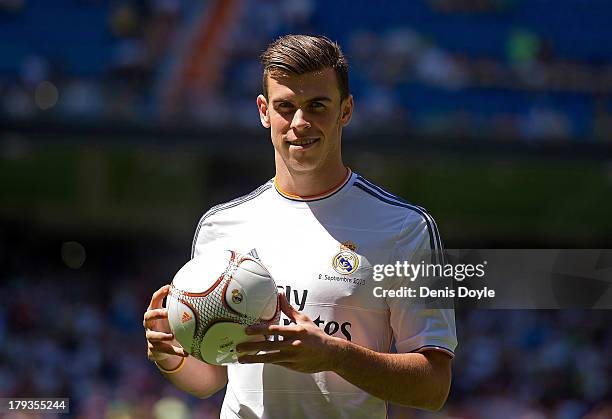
left=1, top=0, right=612, bottom=141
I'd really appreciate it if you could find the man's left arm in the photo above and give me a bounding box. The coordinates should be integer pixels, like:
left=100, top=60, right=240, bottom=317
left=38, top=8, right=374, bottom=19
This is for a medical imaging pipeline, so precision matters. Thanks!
left=331, top=337, right=452, bottom=411
left=237, top=293, right=452, bottom=412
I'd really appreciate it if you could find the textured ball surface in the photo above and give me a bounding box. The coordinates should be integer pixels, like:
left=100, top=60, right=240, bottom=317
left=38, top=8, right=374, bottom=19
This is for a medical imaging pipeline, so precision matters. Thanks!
left=166, top=249, right=279, bottom=365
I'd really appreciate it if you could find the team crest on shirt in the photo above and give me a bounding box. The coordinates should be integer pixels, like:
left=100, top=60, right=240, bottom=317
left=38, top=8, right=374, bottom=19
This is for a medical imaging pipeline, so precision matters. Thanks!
left=332, top=241, right=360, bottom=275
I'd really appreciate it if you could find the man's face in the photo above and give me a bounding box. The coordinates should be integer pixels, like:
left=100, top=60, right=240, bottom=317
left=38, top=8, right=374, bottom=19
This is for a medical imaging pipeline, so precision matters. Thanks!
left=257, top=68, right=353, bottom=174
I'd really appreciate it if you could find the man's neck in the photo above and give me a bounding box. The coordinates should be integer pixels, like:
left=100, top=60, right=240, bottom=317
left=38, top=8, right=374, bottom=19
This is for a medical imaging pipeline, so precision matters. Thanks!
left=274, top=162, right=349, bottom=198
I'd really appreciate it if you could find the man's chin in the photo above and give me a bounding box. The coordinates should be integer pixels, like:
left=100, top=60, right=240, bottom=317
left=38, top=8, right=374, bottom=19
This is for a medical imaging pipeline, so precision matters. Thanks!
left=286, top=158, right=319, bottom=174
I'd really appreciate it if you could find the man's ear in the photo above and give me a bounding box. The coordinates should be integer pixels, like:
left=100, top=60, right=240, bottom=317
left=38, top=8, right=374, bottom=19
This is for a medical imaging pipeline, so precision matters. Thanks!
left=257, top=94, right=271, bottom=128
left=340, top=94, right=354, bottom=127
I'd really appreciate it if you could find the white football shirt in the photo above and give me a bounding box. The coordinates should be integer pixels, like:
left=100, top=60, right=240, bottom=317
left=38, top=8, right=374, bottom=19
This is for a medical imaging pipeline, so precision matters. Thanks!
left=192, top=170, right=457, bottom=419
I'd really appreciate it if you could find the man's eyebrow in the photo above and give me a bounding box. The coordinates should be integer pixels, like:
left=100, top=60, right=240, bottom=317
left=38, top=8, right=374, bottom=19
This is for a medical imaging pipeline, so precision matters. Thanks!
left=307, top=96, right=333, bottom=103
left=271, top=96, right=333, bottom=105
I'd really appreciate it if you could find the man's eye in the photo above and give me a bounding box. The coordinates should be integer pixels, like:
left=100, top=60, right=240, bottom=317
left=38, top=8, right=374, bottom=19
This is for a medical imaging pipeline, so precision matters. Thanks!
left=310, top=102, right=325, bottom=111
left=277, top=103, right=294, bottom=112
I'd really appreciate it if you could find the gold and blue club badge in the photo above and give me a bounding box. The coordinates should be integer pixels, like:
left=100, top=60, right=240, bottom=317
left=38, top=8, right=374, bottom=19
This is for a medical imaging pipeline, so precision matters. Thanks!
left=231, top=289, right=243, bottom=304
left=332, top=241, right=360, bottom=275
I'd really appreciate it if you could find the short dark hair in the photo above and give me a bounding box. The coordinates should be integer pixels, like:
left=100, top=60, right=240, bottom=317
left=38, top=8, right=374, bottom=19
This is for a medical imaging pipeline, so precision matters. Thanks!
left=260, top=34, right=349, bottom=100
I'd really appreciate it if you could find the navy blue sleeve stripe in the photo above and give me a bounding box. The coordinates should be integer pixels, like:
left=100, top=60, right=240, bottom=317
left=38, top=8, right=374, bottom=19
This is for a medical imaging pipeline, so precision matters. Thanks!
left=355, top=176, right=444, bottom=260
left=206, top=179, right=273, bottom=215
left=356, top=176, right=411, bottom=204
left=428, top=213, right=446, bottom=265
left=356, top=175, right=443, bottom=257
left=353, top=181, right=442, bottom=264
left=190, top=182, right=273, bottom=258
left=357, top=175, right=443, bottom=249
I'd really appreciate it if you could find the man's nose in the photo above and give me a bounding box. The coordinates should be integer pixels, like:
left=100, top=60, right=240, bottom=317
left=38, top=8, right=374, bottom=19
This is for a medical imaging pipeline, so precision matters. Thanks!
left=290, top=109, right=311, bottom=130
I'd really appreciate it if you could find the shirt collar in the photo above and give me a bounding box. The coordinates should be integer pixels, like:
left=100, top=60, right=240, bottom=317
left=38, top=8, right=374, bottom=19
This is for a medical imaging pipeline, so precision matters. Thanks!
left=274, top=168, right=352, bottom=202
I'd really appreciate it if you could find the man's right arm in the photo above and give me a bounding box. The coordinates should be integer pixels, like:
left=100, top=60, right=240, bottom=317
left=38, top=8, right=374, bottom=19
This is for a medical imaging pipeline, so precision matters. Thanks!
left=144, top=284, right=227, bottom=398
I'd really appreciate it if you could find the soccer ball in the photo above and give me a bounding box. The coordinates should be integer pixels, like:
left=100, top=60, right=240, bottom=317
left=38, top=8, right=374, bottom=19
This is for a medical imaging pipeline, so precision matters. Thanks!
left=166, top=249, right=280, bottom=365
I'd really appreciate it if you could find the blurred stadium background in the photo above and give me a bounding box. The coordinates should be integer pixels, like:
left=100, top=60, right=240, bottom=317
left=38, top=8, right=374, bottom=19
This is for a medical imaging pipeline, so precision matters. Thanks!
left=1, top=0, right=611, bottom=418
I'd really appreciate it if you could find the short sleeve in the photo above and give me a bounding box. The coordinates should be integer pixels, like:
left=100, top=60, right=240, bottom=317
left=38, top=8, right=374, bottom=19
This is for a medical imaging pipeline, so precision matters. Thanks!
left=385, top=212, right=457, bottom=358
left=191, top=211, right=222, bottom=259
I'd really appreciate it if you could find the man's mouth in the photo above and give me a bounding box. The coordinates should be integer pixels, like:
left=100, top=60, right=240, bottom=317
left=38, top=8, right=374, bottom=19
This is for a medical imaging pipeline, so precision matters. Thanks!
left=287, top=138, right=319, bottom=148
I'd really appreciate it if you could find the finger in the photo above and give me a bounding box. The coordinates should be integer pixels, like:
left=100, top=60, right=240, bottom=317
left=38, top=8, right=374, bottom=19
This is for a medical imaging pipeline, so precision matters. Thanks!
left=238, top=350, right=294, bottom=364
left=246, top=323, right=304, bottom=337
left=143, top=308, right=168, bottom=329
left=245, top=323, right=271, bottom=335
left=146, top=330, right=174, bottom=342
left=278, top=292, right=298, bottom=320
left=236, top=338, right=297, bottom=353
left=273, top=362, right=304, bottom=372
left=148, top=284, right=171, bottom=310
left=279, top=293, right=310, bottom=322
left=149, top=341, right=188, bottom=357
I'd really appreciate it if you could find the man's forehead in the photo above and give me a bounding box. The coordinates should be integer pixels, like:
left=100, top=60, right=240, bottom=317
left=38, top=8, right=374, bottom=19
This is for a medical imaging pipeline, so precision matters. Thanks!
left=267, top=68, right=340, bottom=100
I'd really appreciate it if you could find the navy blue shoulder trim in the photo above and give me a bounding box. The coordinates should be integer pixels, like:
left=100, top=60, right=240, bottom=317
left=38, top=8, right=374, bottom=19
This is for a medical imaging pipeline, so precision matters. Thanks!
left=353, top=176, right=444, bottom=263
left=190, top=181, right=273, bottom=258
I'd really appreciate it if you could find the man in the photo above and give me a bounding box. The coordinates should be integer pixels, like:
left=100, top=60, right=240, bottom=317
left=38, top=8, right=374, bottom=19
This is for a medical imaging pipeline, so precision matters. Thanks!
left=144, top=35, right=457, bottom=418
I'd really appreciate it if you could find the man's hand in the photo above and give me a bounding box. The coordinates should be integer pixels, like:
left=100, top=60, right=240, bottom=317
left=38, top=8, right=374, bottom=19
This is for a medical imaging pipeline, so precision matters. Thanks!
left=144, top=284, right=228, bottom=398
left=236, top=293, right=341, bottom=373
left=144, top=284, right=188, bottom=363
